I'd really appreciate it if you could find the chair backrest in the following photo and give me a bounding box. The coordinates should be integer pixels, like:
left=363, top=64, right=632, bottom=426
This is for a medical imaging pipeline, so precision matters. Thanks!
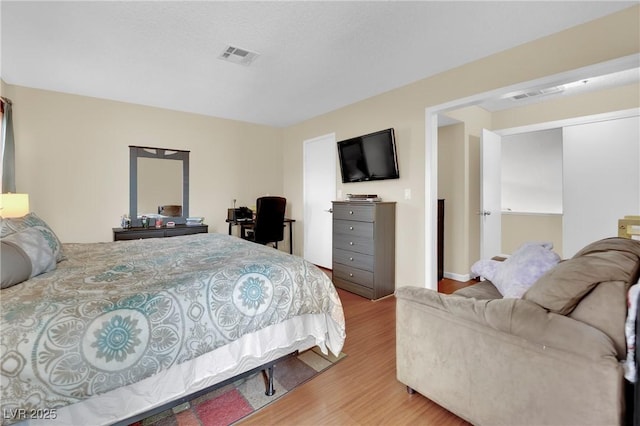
left=253, top=196, right=286, bottom=244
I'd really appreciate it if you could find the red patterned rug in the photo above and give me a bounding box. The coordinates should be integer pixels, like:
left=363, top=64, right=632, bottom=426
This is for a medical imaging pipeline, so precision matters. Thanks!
left=131, top=347, right=346, bottom=426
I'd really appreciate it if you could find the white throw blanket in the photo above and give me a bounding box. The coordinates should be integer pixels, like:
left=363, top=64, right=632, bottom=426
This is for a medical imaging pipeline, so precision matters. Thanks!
left=625, top=283, right=639, bottom=383
left=470, top=241, right=560, bottom=298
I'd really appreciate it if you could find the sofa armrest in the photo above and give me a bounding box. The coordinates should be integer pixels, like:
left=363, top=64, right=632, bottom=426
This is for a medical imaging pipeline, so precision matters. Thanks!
left=395, top=286, right=617, bottom=361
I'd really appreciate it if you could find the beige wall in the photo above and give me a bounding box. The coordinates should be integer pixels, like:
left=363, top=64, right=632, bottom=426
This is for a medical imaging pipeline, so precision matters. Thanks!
left=438, top=123, right=465, bottom=277
left=439, top=107, right=491, bottom=279
left=502, top=213, right=564, bottom=257
left=492, top=82, right=640, bottom=130
left=283, top=97, right=427, bottom=288
left=282, top=6, right=639, bottom=288
left=3, top=85, right=284, bottom=243
left=4, top=6, right=639, bottom=288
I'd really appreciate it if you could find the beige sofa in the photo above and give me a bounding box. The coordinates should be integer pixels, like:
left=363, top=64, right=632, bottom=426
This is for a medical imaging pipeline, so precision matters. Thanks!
left=396, top=238, right=640, bottom=426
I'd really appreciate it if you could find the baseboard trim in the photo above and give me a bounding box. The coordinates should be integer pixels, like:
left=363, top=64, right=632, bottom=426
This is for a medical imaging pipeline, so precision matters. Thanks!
left=443, top=271, right=471, bottom=282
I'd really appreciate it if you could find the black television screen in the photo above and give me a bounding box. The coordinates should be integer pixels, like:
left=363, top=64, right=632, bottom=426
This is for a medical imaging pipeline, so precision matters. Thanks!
left=337, top=128, right=399, bottom=183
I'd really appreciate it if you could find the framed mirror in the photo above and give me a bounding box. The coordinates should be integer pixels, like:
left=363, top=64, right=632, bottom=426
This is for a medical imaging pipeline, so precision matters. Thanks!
left=129, top=145, right=190, bottom=226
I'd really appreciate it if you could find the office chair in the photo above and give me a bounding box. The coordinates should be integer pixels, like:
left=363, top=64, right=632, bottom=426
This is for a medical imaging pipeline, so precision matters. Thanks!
left=242, top=196, right=286, bottom=248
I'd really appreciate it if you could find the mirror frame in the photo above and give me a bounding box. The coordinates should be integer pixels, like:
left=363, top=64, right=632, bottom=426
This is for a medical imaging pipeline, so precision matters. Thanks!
left=129, top=145, right=190, bottom=226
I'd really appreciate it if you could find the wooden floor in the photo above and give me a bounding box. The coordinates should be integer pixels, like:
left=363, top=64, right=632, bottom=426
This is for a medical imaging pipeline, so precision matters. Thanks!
left=240, top=278, right=473, bottom=426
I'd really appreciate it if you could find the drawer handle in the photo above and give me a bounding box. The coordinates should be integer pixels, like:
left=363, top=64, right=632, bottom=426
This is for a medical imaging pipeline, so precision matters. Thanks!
left=349, top=226, right=354, bottom=230
left=349, top=257, right=354, bottom=261
left=349, top=273, right=354, bottom=277
left=349, top=241, right=354, bottom=245
left=349, top=211, right=354, bottom=215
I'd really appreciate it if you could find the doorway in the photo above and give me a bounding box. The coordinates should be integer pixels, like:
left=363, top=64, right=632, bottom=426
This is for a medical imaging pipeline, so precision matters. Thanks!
left=303, top=133, right=336, bottom=269
left=424, top=55, right=640, bottom=290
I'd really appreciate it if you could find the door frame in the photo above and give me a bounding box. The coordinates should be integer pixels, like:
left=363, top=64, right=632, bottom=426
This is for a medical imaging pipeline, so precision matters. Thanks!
left=424, top=54, right=639, bottom=290
left=480, top=129, right=502, bottom=260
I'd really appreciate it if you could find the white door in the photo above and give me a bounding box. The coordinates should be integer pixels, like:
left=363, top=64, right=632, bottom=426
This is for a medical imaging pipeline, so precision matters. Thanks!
left=481, top=129, right=502, bottom=258
left=303, top=133, right=336, bottom=268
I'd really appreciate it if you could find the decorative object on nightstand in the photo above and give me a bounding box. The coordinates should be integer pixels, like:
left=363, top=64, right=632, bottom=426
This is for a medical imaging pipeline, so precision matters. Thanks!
left=332, top=201, right=396, bottom=300
left=186, top=216, right=204, bottom=226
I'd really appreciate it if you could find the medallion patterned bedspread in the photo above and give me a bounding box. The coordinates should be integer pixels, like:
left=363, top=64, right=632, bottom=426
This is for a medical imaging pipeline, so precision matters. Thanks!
left=0, top=233, right=345, bottom=423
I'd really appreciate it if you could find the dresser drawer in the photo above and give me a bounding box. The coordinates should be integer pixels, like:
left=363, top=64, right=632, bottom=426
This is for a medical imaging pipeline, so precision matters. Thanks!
left=114, top=230, right=165, bottom=240
left=333, top=203, right=374, bottom=222
left=165, top=225, right=207, bottom=237
left=333, top=248, right=374, bottom=272
left=333, top=220, right=373, bottom=238
left=333, top=233, right=374, bottom=255
left=333, top=263, right=373, bottom=289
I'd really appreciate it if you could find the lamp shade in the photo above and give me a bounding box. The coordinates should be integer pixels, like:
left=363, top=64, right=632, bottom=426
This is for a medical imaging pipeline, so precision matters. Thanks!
left=0, top=193, right=30, bottom=218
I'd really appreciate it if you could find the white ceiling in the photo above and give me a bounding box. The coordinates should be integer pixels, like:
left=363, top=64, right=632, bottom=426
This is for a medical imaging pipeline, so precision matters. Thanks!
left=1, top=1, right=638, bottom=127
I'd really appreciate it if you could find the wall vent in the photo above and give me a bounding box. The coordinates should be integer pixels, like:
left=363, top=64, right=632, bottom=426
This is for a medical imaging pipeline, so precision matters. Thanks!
left=218, top=45, right=260, bottom=66
left=510, top=86, right=564, bottom=101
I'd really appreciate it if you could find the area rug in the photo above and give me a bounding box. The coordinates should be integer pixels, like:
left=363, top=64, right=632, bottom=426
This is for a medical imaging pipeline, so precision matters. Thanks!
left=131, top=347, right=346, bottom=426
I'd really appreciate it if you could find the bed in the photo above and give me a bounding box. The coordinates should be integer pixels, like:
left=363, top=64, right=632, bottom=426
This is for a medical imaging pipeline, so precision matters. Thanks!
left=0, top=216, right=345, bottom=425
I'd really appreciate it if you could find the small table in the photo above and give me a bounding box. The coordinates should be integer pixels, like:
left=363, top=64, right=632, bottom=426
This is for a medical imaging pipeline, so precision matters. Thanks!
left=113, top=224, right=208, bottom=241
left=226, top=218, right=296, bottom=254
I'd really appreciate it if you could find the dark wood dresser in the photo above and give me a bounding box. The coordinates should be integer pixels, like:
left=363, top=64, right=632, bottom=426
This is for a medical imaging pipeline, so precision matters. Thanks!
left=332, top=201, right=396, bottom=300
left=438, top=199, right=444, bottom=281
left=113, top=224, right=208, bottom=241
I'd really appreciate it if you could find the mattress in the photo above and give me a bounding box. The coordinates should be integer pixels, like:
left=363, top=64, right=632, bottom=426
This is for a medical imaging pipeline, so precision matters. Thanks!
left=0, top=233, right=345, bottom=425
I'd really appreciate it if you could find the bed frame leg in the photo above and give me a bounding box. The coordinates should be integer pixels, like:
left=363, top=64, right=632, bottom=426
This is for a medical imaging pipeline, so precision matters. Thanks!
left=263, top=366, right=276, bottom=396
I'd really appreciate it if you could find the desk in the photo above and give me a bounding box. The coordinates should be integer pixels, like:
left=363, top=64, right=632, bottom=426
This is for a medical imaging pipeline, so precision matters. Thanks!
left=226, top=218, right=296, bottom=254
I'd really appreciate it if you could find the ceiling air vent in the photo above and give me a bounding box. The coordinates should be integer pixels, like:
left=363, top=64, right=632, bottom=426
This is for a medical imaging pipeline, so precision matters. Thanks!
left=510, top=86, right=564, bottom=101
left=218, top=45, right=260, bottom=66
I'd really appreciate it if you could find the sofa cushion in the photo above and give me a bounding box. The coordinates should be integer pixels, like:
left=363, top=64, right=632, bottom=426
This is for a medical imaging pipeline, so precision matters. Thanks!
left=454, top=281, right=502, bottom=300
left=568, top=280, right=629, bottom=359
left=523, top=238, right=640, bottom=316
left=395, top=286, right=617, bottom=361
left=574, top=237, right=640, bottom=264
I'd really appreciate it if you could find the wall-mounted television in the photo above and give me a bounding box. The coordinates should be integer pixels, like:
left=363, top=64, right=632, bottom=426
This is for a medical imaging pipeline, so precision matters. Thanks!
left=337, top=128, right=399, bottom=183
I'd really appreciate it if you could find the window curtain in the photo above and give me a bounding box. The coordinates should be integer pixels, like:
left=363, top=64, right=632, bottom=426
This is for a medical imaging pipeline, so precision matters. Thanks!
left=1, top=97, right=16, bottom=193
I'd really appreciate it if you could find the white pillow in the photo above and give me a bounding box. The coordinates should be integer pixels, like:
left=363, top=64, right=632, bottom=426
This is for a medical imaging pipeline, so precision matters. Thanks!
left=491, top=242, right=561, bottom=298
